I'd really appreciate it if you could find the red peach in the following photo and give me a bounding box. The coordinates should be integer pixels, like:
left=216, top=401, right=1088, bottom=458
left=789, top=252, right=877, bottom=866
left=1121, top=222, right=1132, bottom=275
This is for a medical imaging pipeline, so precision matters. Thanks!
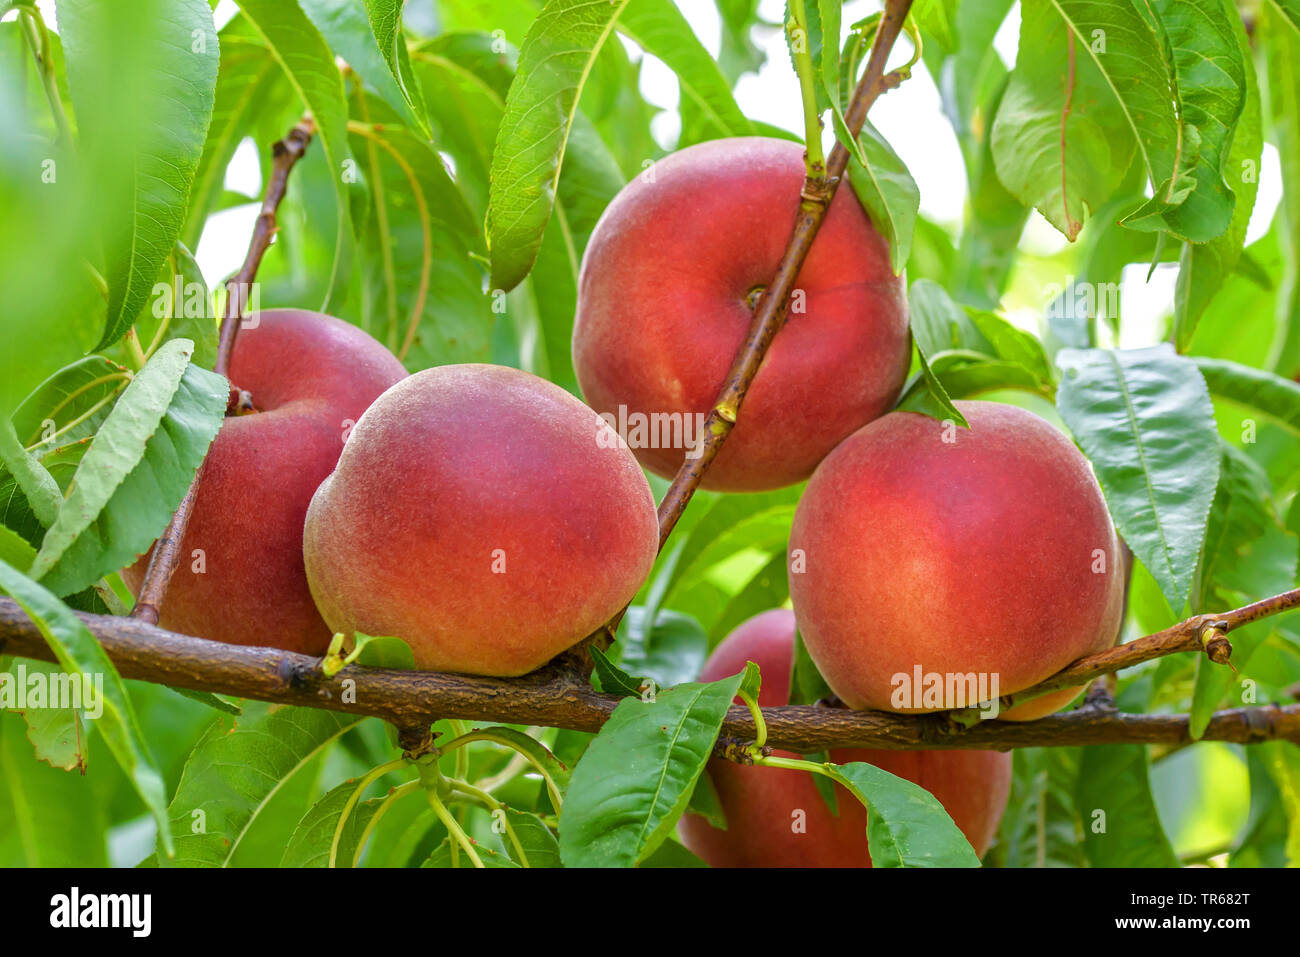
left=572, top=136, right=910, bottom=492
left=789, top=400, right=1124, bottom=721
left=302, top=364, right=659, bottom=675
left=122, top=308, right=408, bottom=654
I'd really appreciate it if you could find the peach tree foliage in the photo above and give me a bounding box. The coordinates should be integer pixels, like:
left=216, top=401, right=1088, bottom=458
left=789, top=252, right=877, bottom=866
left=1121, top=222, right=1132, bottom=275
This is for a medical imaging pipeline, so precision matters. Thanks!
left=0, top=0, right=1297, bottom=870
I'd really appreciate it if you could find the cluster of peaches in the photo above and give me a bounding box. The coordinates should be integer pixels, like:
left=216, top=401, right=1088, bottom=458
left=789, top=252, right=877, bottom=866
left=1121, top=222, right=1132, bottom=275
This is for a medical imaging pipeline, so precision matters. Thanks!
left=125, top=139, right=1124, bottom=867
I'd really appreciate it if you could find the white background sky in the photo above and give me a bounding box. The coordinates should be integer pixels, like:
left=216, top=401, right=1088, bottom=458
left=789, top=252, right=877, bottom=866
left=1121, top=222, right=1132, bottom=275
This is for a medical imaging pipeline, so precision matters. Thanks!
left=24, top=0, right=1282, bottom=347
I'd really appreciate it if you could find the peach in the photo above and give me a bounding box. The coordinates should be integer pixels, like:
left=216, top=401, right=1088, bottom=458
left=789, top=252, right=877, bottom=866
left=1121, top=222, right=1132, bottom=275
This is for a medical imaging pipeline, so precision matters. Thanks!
left=302, top=364, right=659, bottom=675
left=788, top=400, right=1124, bottom=721
left=572, top=136, right=910, bottom=492
left=123, top=308, right=407, bottom=654
left=678, top=609, right=1011, bottom=867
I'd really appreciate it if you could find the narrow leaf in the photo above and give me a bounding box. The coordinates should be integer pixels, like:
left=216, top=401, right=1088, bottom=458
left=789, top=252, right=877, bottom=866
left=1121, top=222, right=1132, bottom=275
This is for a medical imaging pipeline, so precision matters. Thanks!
left=828, top=761, right=981, bottom=867
left=1056, top=346, right=1220, bottom=612
left=60, top=0, right=219, bottom=348
left=487, top=0, right=632, bottom=291
left=28, top=339, right=227, bottom=597
left=558, top=674, right=745, bottom=867
left=0, top=560, right=171, bottom=854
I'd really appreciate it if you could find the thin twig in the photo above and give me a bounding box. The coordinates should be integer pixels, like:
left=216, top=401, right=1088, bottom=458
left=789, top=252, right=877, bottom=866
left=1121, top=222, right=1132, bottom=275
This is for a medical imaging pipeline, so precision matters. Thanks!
left=654, top=0, right=914, bottom=547
left=129, top=116, right=317, bottom=625
left=985, top=587, right=1300, bottom=716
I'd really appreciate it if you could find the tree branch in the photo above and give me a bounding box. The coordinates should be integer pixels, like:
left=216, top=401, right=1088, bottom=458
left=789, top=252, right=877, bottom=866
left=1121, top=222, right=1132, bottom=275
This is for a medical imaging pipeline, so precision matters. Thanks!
left=4, top=590, right=1296, bottom=751
left=988, top=587, right=1300, bottom=716
left=654, top=0, right=915, bottom=546
left=129, top=115, right=317, bottom=626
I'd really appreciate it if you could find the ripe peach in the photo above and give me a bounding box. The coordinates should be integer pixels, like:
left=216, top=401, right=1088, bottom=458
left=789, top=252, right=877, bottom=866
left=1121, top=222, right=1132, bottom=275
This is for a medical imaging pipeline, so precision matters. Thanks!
left=302, top=364, right=659, bottom=675
left=678, top=609, right=1011, bottom=867
left=789, top=400, right=1124, bottom=721
left=122, top=308, right=407, bottom=654
left=572, top=136, right=909, bottom=492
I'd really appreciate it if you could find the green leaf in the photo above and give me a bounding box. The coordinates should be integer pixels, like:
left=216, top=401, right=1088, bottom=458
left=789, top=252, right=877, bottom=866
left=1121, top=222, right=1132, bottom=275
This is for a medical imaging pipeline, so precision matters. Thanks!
left=59, top=0, right=219, bottom=349
left=557, top=674, right=746, bottom=867
left=617, top=0, right=753, bottom=145
left=1173, top=6, right=1260, bottom=347
left=0, top=526, right=35, bottom=575
left=0, top=711, right=108, bottom=866
left=0, top=560, right=171, bottom=854
left=408, top=31, right=513, bottom=215
left=900, top=358, right=1051, bottom=406
left=1257, top=5, right=1300, bottom=377
left=1261, top=740, right=1300, bottom=866
left=1076, top=744, right=1179, bottom=867
left=302, top=0, right=431, bottom=137
left=685, top=770, right=728, bottom=830
left=1055, top=345, right=1220, bottom=612
left=995, top=747, right=1085, bottom=868
left=349, top=118, right=490, bottom=366
left=826, top=761, right=981, bottom=867
left=236, top=0, right=354, bottom=307
left=846, top=121, right=919, bottom=274
left=590, top=645, right=649, bottom=698
left=904, top=282, right=972, bottom=427
left=817, top=0, right=843, bottom=109
left=529, top=113, right=627, bottom=392
left=908, top=278, right=990, bottom=355
left=1231, top=742, right=1300, bottom=867
left=990, top=0, right=1137, bottom=240
left=281, top=778, right=387, bottom=867
left=160, top=706, right=362, bottom=867
left=169, top=687, right=243, bottom=717
left=423, top=836, right=519, bottom=867
left=662, top=490, right=802, bottom=602
left=0, top=418, right=61, bottom=530
left=789, top=628, right=833, bottom=705
left=968, top=309, right=1055, bottom=385
left=0, top=444, right=86, bottom=549
left=12, top=356, right=131, bottom=457
left=28, top=339, right=227, bottom=597
left=502, top=807, right=562, bottom=868
left=1194, top=356, right=1300, bottom=434
left=183, top=19, right=283, bottom=250
left=1151, top=0, right=1248, bottom=245
left=639, top=837, right=709, bottom=867
left=612, top=607, right=708, bottom=689
left=1197, top=442, right=1298, bottom=607
left=487, top=0, right=632, bottom=291
left=2, top=658, right=81, bottom=770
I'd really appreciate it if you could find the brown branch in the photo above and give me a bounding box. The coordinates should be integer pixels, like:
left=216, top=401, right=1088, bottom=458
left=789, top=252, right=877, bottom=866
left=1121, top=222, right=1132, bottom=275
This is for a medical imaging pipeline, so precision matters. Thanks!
left=654, top=0, right=915, bottom=547
left=4, top=591, right=1296, bottom=752
left=129, top=116, right=317, bottom=626
left=987, top=586, right=1300, bottom=716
